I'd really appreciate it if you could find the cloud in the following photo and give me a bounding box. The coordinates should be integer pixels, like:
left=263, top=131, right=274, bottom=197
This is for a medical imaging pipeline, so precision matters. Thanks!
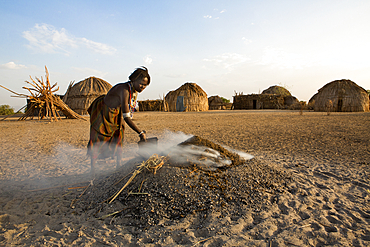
left=0, top=62, right=27, bottom=69
left=204, top=9, right=225, bottom=19
left=79, top=38, right=116, bottom=55
left=144, top=55, right=153, bottom=64
left=23, top=23, right=116, bottom=55
left=203, top=53, right=250, bottom=69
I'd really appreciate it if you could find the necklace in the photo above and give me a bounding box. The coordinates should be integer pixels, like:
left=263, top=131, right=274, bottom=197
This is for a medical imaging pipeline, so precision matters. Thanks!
left=128, top=82, right=137, bottom=114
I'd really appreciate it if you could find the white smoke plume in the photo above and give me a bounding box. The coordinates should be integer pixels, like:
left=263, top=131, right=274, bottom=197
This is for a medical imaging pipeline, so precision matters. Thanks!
left=137, top=130, right=254, bottom=171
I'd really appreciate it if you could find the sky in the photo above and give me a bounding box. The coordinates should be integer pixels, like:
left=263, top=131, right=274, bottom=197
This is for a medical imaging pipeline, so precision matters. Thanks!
left=1, top=0, right=370, bottom=110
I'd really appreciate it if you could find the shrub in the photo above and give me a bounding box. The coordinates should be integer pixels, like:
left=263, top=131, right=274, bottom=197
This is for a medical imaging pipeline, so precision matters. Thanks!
left=220, top=97, right=230, bottom=103
left=0, top=105, right=14, bottom=115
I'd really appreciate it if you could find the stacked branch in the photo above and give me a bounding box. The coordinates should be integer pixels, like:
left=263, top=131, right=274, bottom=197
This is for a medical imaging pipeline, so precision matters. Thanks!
left=0, top=66, right=85, bottom=121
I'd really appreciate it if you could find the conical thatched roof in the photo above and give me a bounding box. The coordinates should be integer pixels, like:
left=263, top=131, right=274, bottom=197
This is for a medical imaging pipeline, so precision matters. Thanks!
left=64, top=77, right=112, bottom=115
left=165, top=82, right=208, bottom=112
left=262, top=85, right=291, bottom=97
left=309, top=79, right=369, bottom=112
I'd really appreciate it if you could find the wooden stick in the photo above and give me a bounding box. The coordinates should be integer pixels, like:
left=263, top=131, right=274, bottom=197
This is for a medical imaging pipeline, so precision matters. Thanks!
left=45, top=65, right=51, bottom=89
left=99, top=208, right=128, bottom=220
left=192, top=237, right=213, bottom=246
left=68, top=186, right=88, bottom=190
left=109, top=169, right=143, bottom=204
left=0, top=84, right=27, bottom=97
left=138, top=178, right=147, bottom=192
left=78, top=183, right=91, bottom=198
left=113, top=170, right=134, bottom=186
left=27, top=76, right=43, bottom=92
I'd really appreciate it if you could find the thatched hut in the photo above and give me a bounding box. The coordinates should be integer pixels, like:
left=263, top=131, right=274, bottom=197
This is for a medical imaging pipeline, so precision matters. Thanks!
left=165, top=83, right=208, bottom=112
left=233, top=85, right=299, bottom=110
left=64, top=77, right=112, bottom=115
left=309, top=79, right=369, bottom=112
left=262, top=85, right=291, bottom=97
left=208, top=95, right=226, bottom=110
left=283, top=95, right=300, bottom=109
left=138, top=100, right=165, bottom=111
left=233, top=94, right=285, bottom=110
left=262, top=85, right=300, bottom=109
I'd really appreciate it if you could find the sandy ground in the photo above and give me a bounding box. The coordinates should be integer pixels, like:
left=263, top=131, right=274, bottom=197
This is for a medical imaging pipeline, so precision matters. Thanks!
left=0, top=110, right=369, bottom=246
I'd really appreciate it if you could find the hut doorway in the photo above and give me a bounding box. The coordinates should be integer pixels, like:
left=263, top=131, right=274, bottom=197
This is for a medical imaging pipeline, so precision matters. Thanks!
left=176, top=96, right=185, bottom=112
left=253, top=100, right=257, bottom=109
left=337, top=99, right=343, bottom=112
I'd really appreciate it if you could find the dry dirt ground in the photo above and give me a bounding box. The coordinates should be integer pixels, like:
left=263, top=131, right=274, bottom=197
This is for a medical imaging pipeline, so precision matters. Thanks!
left=0, top=110, right=369, bottom=246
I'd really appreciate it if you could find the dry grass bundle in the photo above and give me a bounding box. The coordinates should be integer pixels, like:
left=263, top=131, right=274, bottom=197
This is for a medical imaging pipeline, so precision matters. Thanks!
left=108, top=154, right=167, bottom=204
left=0, top=66, right=85, bottom=121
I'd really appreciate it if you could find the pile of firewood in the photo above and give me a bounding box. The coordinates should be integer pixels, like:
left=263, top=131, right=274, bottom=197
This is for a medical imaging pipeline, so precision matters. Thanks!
left=0, top=66, right=85, bottom=121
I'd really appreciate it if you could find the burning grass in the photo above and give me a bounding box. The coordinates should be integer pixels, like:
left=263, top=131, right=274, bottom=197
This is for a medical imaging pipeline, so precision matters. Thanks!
left=75, top=135, right=293, bottom=228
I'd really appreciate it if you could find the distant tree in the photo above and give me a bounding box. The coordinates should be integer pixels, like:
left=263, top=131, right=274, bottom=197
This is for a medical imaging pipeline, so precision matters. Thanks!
left=0, top=105, right=14, bottom=115
left=220, top=97, right=230, bottom=103
left=367, top=89, right=370, bottom=95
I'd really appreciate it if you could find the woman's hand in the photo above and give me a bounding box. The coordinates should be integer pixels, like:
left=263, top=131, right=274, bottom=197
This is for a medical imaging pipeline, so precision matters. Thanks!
left=139, top=131, right=147, bottom=141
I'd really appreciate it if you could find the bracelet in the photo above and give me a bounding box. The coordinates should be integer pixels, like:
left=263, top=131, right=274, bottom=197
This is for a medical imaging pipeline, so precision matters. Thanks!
left=139, top=130, right=145, bottom=136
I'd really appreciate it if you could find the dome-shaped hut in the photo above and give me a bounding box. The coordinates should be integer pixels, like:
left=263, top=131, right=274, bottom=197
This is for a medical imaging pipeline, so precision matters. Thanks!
left=165, top=82, right=208, bottom=112
left=309, top=79, right=369, bottom=112
left=64, top=77, right=112, bottom=115
left=284, top=95, right=300, bottom=108
left=208, top=95, right=226, bottom=110
left=262, top=85, right=291, bottom=97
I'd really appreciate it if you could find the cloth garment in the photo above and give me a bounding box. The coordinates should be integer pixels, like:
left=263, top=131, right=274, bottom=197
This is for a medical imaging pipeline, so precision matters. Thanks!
left=87, top=95, right=124, bottom=160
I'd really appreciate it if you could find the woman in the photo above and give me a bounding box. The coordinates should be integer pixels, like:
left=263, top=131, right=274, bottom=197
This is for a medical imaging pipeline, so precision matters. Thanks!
left=87, top=67, right=150, bottom=177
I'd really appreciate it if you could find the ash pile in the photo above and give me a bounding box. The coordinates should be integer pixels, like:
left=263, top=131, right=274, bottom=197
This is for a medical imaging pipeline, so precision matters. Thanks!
left=76, top=135, right=292, bottom=228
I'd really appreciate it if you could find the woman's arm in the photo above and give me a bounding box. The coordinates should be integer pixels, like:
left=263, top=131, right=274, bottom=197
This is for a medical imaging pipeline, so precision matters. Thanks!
left=121, top=85, right=147, bottom=140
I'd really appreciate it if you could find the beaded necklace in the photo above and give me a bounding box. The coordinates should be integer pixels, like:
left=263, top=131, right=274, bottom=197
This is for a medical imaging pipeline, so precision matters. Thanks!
left=128, top=82, right=138, bottom=115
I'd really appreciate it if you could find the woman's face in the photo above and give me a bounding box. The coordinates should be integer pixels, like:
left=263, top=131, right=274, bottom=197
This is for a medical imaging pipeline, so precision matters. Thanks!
left=133, top=77, right=149, bottom=93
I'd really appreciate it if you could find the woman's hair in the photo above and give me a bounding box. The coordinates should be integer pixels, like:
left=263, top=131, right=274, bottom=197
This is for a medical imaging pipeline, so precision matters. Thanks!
left=129, top=66, right=150, bottom=84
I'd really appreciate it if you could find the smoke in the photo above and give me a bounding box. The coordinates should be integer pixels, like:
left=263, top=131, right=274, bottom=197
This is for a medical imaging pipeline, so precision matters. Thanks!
left=7, top=130, right=254, bottom=191
left=222, top=146, right=254, bottom=161
left=137, top=130, right=192, bottom=159
left=165, top=144, right=233, bottom=171
left=138, top=130, right=254, bottom=171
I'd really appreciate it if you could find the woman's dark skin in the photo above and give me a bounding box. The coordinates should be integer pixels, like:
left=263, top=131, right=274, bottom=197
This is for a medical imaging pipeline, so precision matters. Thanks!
left=104, top=77, right=149, bottom=141
left=90, top=77, right=149, bottom=178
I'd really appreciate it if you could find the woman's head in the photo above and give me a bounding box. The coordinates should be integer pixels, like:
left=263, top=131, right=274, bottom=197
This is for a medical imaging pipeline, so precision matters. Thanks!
left=129, top=67, right=150, bottom=84
left=129, top=67, right=150, bottom=93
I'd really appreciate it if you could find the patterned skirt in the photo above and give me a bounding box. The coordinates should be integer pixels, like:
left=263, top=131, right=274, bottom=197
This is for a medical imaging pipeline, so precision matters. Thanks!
left=87, top=95, right=124, bottom=160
